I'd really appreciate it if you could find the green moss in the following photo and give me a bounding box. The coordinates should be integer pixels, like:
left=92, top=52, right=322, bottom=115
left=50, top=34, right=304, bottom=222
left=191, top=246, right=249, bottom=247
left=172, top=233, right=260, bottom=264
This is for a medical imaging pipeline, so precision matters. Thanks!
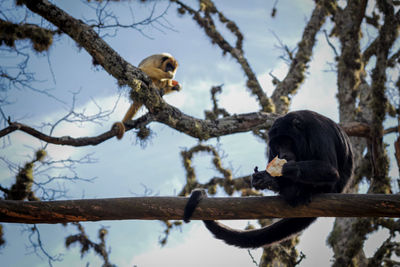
left=0, top=20, right=53, bottom=52
left=136, top=127, right=151, bottom=141
left=327, top=224, right=342, bottom=247
left=35, top=149, right=47, bottom=162
left=208, top=185, right=217, bottom=195
left=279, top=95, right=290, bottom=106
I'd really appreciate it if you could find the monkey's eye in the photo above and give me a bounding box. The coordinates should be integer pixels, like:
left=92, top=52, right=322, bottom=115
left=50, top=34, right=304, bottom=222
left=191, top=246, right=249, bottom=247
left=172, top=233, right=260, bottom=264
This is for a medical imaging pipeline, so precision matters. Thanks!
left=165, top=63, right=175, bottom=72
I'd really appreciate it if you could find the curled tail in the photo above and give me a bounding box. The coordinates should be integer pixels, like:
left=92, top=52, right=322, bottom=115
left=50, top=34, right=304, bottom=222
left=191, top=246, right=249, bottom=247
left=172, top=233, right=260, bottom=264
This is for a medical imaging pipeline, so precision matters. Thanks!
left=112, top=102, right=143, bottom=140
left=203, top=217, right=316, bottom=249
left=183, top=189, right=316, bottom=249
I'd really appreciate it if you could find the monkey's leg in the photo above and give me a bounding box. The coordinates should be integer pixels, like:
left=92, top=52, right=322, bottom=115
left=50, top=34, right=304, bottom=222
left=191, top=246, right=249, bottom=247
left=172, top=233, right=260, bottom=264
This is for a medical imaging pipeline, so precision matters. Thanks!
left=139, top=66, right=174, bottom=80
left=122, top=102, right=142, bottom=123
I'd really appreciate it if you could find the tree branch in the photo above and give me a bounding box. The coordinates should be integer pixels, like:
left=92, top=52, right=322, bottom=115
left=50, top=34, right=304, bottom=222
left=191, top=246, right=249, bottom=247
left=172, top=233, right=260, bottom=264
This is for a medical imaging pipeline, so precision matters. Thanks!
left=173, top=0, right=273, bottom=112
left=0, top=112, right=375, bottom=146
left=271, top=1, right=332, bottom=114
left=1, top=194, right=399, bottom=224
left=20, top=0, right=149, bottom=88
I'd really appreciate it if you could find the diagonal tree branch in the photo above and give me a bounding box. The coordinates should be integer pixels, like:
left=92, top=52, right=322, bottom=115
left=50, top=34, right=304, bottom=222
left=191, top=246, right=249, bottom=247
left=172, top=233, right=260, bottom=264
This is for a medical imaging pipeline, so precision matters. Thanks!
left=271, top=0, right=334, bottom=114
left=173, top=0, right=274, bottom=112
left=20, top=0, right=148, bottom=88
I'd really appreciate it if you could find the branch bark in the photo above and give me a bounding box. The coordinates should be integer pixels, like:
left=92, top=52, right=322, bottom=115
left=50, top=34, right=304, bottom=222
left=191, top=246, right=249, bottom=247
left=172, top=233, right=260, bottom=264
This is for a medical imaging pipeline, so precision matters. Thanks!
left=1, top=194, right=399, bottom=224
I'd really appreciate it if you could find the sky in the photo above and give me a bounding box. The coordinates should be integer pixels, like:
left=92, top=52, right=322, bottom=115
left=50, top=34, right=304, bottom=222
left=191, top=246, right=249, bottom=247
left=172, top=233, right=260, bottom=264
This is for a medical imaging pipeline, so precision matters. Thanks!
left=0, top=0, right=399, bottom=266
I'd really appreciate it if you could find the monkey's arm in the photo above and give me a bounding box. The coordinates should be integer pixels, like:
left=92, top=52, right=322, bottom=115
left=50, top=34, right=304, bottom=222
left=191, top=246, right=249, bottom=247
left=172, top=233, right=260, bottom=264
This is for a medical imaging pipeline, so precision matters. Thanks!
left=121, top=102, right=142, bottom=123
left=281, top=160, right=340, bottom=186
left=139, top=66, right=174, bottom=80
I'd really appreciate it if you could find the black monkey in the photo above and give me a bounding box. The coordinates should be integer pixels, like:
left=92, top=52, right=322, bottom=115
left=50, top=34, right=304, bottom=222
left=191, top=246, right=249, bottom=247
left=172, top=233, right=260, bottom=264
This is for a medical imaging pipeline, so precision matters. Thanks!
left=183, top=110, right=353, bottom=248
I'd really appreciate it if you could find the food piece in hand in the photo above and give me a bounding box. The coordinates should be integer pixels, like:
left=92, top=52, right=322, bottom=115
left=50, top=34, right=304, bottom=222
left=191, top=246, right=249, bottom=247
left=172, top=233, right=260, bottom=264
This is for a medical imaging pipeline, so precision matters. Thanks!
left=266, top=156, right=287, bottom=177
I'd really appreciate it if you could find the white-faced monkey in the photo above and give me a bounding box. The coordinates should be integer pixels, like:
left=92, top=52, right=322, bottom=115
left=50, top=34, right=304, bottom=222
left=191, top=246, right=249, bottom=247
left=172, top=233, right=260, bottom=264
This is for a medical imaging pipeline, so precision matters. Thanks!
left=113, top=53, right=181, bottom=139
left=183, top=110, right=353, bottom=248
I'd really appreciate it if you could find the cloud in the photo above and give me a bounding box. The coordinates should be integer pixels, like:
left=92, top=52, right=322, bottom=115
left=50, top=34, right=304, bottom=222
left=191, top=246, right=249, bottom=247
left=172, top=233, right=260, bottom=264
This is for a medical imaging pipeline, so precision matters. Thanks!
left=219, top=84, right=260, bottom=114
left=297, top=218, right=335, bottom=266
left=289, top=35, right=338, bottom=120
left=131, top=222, right=263, bottom=267
left=130, top=218, right=339, bottom=267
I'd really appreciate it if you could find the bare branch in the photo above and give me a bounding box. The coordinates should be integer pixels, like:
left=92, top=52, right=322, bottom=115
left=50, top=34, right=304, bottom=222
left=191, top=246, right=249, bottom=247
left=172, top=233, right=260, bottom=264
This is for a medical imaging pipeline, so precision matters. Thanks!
left=173, top=0, right=273, bottom=112
left=25, top=225, right=63, bottom=266
left=20, top=0, right=150, bottom=89
left=271, top=1, right=332, bottom=114
left=65, top=223, right=114, bottom=266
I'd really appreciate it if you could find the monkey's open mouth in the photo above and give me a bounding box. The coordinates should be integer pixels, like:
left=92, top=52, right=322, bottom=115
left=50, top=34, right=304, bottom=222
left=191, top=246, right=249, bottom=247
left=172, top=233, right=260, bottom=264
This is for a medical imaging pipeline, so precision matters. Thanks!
left=165, top=63, right=175, bottom=72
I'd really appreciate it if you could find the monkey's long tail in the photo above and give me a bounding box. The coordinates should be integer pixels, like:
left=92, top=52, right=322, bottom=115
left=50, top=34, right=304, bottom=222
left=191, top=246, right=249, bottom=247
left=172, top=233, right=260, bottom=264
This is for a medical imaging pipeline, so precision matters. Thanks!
left=183, top=189, right=316, bottom=249
left=203, top=217, right=317, bottom=249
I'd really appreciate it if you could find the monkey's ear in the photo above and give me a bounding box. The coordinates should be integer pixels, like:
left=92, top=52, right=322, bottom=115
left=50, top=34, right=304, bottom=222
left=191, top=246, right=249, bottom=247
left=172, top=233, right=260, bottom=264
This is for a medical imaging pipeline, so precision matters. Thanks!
left=292, top=118, right=303, bottom=130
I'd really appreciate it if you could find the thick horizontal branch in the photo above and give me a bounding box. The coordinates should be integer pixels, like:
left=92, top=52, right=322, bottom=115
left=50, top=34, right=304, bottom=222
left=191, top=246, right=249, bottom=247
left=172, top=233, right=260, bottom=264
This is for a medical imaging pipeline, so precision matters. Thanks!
left=0, top=194, right=399, bottom=224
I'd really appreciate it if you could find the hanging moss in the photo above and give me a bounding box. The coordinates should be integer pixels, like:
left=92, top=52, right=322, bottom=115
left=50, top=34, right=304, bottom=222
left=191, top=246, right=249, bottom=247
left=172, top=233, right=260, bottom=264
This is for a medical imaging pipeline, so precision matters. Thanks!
left=136, top=126, right=151, bottom=141
left=0, top=224, right=5, bottom=248
left=35, top=149, right=47, bottom=162
left=6, top=149, right=45, bottom=201
left=0, top=19, right=54, bottom=52
left=327, top=224, right=342, bottom=246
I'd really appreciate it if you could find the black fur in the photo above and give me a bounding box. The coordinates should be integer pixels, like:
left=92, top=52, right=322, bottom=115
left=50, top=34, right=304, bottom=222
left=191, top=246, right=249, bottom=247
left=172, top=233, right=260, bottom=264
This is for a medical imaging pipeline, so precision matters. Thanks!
left=183, top=110, right=353, bottom=249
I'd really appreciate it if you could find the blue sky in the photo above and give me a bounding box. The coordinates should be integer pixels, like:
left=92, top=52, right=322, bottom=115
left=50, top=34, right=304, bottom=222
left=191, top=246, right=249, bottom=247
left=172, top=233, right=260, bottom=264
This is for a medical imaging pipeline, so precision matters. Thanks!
left=1, top=0, right=399, bottom=266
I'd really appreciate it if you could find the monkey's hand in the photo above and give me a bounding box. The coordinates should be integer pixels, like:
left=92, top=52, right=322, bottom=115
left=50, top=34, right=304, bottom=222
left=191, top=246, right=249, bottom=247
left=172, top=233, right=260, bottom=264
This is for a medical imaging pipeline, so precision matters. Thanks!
left=251, top=167, right=280, bottom=192
left=165, top=71, right=175, bottom=79
left=171, top=80, right=181, bottom=91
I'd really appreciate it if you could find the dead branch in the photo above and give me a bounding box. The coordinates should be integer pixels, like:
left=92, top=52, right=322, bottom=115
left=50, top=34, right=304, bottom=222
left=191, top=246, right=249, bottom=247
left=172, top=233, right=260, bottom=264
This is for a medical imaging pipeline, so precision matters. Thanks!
left=173, top=0, right=273, bottom=112
left=271, top=1, right=333, bottom=114
left=0, top=194, right=399, bottom=224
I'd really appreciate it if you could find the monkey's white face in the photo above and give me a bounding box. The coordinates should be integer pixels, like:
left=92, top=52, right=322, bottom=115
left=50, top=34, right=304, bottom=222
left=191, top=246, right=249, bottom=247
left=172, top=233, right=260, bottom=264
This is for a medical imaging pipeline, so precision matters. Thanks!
left=161, top=57, right=178, bottom=76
